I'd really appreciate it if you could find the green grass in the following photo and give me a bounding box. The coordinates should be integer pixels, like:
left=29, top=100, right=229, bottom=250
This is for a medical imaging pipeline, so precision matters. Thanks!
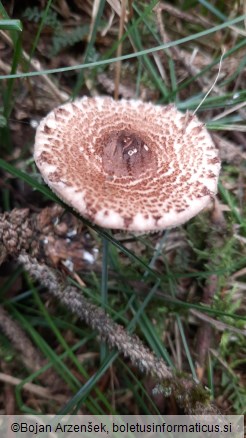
left=1, top=13, right=246, bottom=81
left=0, top=0, right=245, bottom=415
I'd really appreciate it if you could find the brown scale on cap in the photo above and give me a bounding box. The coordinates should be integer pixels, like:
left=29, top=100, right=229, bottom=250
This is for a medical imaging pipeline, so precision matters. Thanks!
left=34, top=96, right=221, bottom=231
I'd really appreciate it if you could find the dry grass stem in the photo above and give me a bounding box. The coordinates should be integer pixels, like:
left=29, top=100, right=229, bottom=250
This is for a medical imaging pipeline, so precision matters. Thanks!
left=154, top=2, right=212, bottom=28
left=0, top=30, right=68, bottom=102
left=0, top=306, right=46, bottom=374
left=18, top=253, right=172, bottom=381
left=18, top=253, right=220, bottom=414
left=114, top=0, right=127, bottom=99
left=0, top=373, right=63, bottom=401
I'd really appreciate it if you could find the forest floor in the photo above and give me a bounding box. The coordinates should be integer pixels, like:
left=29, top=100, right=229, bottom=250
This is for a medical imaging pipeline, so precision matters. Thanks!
left=0, top=0, right=245, bottom=416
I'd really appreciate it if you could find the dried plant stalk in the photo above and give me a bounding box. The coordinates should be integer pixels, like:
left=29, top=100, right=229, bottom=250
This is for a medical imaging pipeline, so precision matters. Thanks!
left=18, top=253, right=219, bottom=414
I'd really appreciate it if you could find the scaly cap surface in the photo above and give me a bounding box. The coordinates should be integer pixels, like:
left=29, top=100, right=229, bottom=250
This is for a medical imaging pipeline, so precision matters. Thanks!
left=34, top=97, right=221, bottom=231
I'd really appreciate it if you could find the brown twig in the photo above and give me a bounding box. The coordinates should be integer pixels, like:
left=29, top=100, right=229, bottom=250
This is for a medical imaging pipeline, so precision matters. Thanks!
left=154, top=2, right=211, bottom=28
left=0, top=372, right=65, bottom=401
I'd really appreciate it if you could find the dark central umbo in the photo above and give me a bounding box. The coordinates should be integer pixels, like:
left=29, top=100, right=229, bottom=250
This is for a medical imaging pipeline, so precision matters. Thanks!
left=102, top=130, right=155, bottom=178
left=116, top=130, right=145, bottom=155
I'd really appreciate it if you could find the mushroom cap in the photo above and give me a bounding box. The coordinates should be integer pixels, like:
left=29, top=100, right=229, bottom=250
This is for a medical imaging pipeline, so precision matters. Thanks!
left=34, top=97, right=220, bottom=231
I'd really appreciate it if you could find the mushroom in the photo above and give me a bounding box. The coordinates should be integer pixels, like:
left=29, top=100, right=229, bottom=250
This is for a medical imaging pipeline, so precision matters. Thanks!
left=34, top=97, right=221, bottom=231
